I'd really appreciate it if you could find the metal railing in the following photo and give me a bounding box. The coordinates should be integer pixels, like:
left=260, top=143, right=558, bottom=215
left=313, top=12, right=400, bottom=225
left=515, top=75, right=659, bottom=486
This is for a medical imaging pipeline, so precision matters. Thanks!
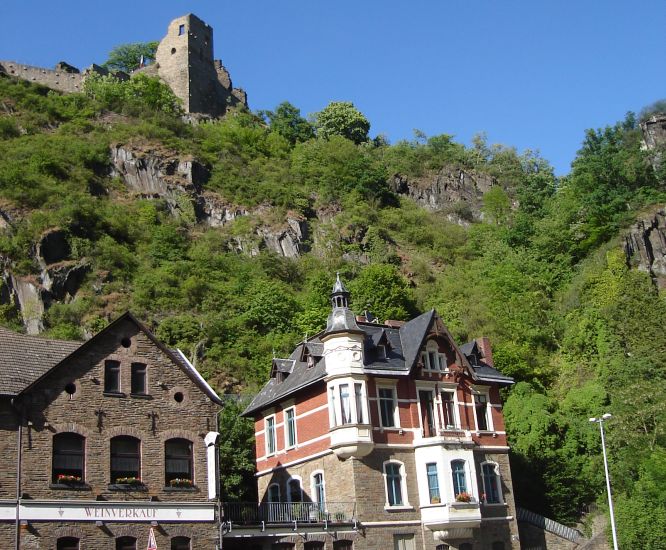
left=222, top=501, right=356, bottom=525
left=517, top=507, right=584, bottom=543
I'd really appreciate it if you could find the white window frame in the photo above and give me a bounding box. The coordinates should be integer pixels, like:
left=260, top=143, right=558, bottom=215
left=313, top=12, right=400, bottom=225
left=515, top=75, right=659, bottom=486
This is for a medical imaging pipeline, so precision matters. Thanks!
left=421, top=340, right=446, bottom=372
left=480, top=461, right=503, bottom=504
left=327, top=379, right=369, bottom=427
left=416, top=385, right=439, bottom=437
left=473, top=389, right=494, bottom=432
left=264, top=415, right=277, bottom=456
left=439, top=388, right=460, bottom=430
left=267, top=482, right=281, bottom=503
left=376, top=344, right=387, bottom=359
left=311, top=470, right=326, bottom=507
left=284, top=406, right=297, bottom=449
left=383, top=460, right=410, bottom=509
left=377, top=384, right=400, bottom=429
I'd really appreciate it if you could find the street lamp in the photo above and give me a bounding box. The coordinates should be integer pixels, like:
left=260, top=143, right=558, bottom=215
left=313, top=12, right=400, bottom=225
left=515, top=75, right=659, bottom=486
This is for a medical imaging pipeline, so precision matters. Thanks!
left=589, top=413, right=619, bottom=550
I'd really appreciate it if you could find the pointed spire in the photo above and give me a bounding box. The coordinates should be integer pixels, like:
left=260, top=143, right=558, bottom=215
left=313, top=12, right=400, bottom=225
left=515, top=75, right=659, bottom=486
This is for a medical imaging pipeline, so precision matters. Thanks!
left=331, top=272, right=350, bottom=309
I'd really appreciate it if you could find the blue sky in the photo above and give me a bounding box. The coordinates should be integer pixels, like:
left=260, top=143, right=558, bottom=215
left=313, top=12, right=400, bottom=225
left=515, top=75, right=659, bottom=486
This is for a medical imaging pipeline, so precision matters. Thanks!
left=1, top=0, right=665, bottom=175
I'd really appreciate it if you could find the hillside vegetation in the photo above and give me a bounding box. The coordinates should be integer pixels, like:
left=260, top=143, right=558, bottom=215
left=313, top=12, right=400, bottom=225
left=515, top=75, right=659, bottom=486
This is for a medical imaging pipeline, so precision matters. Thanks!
left=1, top=75, right=665, bottom=547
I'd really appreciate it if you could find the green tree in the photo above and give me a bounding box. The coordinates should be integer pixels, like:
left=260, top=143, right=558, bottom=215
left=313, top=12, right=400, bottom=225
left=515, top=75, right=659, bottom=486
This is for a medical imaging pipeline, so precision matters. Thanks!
left=314, top=101, right=370, bottom=144
left=261, top=101, right=314, bottom=145
left=348, top=264, right=416, bottom=321
left=103, top=41, right=159, bottom=72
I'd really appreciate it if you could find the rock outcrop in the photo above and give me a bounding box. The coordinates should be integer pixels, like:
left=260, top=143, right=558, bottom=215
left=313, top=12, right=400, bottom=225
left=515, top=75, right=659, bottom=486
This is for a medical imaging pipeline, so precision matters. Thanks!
left=391, top=168, right=496, bottom=224
left=624, top=207, right=666, bottom=288
left=110, top=145, right=310, bottom=258
left=641, top=113, right=666, bottom=172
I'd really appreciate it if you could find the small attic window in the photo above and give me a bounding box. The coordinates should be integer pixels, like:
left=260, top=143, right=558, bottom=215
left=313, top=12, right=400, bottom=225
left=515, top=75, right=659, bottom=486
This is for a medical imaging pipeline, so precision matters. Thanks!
left=178, top=24, right=186, bottom=35
left=276, top=371, right=289, bottom=383
left=376, top=345, right=386, bottom=359
left=307, top=355, right=315, bottom=369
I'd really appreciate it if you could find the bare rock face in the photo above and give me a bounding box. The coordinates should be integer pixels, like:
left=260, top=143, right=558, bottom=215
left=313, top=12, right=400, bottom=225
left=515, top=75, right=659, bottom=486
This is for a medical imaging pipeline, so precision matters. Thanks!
left=110, top=145, right=311, bottom=259
left=1, top=271, right=46, bottom=334
left=624, top=208, right=666, bottom=288
left=641, top=113, right=666, bottom=172
left=42, top=261, right=90, bottom=301
left=391, top=168, right=496, bottom=223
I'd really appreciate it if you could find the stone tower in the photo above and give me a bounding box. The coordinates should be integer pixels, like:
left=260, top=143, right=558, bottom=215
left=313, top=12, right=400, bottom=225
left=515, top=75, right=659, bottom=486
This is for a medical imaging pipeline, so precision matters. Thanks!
left=153, top=13, right=247, bottom=117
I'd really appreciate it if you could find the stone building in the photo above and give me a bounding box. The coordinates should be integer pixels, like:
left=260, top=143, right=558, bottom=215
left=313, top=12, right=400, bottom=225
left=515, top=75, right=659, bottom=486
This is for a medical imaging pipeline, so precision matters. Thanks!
left=224, top=276, right=520, bottom=550
left=0, top=13, right=246, bottom=118
left=0, top=312, right=222, bottom=549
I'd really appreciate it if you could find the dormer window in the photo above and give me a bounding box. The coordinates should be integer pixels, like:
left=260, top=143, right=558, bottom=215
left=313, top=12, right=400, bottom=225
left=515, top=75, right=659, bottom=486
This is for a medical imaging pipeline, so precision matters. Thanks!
left=376, top=345, right=386, bottom=359
left=307, top=355, right=315, bottom=368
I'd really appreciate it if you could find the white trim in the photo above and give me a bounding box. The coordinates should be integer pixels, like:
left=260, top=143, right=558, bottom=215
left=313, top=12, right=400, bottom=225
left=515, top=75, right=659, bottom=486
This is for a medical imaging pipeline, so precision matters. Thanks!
left=476, top=445, right=510, bottom=451
left=284, top=406, right=297, bottom=450
left=376, top=383, right=400, bottom=429
left=383, top=459, right=410, bottom=508
left=286, top=475, right=303, bottom=503
left=255, top=432, right=330, bottom=462
left=295, top=403, right=328, bottom=419
left=481, top=515, right=514, bottom=522
left=361, top=520, right=422, bottom=526
left=480, top=460, right=503, bottom=505
left=310, top=470, right=326, bottom=507
left=264, top=415, right=277, bottom=457
left=255, top=449, right=333, bottom=476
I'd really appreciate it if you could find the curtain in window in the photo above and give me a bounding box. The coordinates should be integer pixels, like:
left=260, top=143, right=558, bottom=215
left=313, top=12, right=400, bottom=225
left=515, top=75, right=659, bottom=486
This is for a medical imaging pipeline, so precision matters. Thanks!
left=110, top=436, right=140, bottom=481
left=426, top=463, right=440, bottom=503
left=165, top=438, right=193, bottom=483
left=52, top=433, right=85, bottom=482
left=354, top=383, right=364, bottom=424
left=339, top=384, right=352, bottom=424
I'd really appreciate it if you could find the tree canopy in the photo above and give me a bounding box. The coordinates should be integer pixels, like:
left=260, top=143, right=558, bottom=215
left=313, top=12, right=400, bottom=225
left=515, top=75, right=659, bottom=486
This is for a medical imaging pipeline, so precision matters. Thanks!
left=314, top=101, right=370, bottom=144
left=103, top=41, right=159, bottom=73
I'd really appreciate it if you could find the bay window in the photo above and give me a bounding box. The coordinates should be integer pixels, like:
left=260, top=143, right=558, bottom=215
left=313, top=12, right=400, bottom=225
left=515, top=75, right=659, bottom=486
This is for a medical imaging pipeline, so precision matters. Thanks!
left=451, top=459, right=467, bottom=498
left=328, top=379, right=368, bottom=427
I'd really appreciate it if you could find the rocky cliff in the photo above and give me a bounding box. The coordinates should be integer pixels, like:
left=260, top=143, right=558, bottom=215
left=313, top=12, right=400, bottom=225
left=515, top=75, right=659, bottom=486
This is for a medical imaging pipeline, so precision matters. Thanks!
left=390, top=168, right=496, bottom=224
left=109, top=144, right=309, bottom=259
left=624, top=207, right=666, bottom=289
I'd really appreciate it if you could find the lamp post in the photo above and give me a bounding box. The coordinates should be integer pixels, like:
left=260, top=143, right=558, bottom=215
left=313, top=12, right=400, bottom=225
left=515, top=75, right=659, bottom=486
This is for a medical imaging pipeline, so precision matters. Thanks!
left=589, top=413, right=619, bottom=550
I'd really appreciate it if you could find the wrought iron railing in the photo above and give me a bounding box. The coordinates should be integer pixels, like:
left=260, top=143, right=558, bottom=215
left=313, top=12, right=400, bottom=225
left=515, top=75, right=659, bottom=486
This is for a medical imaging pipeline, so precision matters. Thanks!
left=222, top=501, right=356, bottom=525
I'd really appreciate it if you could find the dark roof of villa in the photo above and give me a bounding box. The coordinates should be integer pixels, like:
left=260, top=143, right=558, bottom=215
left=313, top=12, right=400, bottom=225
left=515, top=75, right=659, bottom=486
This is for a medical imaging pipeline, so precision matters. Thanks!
left=243, top=308, right=514, bottom=416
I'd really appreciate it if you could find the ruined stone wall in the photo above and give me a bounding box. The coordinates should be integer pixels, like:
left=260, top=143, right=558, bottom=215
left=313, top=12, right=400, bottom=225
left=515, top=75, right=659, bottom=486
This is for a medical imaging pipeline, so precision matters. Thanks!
left=0, top=61, right=83, bottom=93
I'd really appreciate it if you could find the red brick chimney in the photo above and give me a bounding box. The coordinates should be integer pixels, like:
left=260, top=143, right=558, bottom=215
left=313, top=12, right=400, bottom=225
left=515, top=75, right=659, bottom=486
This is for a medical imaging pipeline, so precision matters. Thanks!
left=475, top=337, right=494, bottom=367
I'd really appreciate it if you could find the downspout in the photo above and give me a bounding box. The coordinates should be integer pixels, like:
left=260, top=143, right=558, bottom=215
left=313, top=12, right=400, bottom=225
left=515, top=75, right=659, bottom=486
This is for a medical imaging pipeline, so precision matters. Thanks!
left=10, top=399, right=23, bottom=550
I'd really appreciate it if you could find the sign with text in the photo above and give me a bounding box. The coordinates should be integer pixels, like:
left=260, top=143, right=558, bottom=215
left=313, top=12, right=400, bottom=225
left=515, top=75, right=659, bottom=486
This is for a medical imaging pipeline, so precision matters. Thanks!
left=18, top=501, right=215, bottom=522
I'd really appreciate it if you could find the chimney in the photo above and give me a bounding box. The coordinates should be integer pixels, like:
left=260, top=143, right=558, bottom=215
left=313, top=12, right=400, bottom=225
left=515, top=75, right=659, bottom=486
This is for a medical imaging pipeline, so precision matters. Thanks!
left=384, top=320, right=406, bottom=328
left=475, top=337, right=494, bottom=367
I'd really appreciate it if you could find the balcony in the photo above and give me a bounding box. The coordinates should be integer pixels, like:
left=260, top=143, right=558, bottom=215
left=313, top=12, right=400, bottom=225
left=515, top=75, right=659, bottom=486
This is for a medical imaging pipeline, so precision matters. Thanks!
left=421, top=499, right=481, bottom=541
left=329, top=423, right=373, bottom=459
left=222, top=501, right=357, bottom=527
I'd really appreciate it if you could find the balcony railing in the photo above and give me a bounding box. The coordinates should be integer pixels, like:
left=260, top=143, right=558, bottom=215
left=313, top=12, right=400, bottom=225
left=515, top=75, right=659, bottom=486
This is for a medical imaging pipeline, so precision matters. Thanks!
left=222, top=501, right=356, bottom=525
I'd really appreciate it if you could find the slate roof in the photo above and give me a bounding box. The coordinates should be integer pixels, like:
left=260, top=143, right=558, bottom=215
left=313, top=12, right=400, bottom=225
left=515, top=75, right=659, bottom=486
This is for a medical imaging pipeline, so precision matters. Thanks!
left=0, top=327, right=81, bottom=396
left=243, top=308, right=515, bottom=417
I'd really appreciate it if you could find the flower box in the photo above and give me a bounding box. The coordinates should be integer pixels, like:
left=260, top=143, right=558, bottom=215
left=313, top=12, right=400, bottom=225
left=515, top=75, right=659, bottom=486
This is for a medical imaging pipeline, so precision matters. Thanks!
left=57, top=474, right=83, bottom=484
left=114, top=476, right=143, bottom=486
left=169, top=478, right=194, bottom=488
left=455, top=492, right=472, bottom=503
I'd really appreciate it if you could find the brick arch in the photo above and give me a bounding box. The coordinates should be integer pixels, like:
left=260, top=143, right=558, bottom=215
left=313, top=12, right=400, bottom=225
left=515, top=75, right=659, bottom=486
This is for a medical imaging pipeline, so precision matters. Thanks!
left=50, top=422, right=92, bottom=438
left=54, top=525, right=85, bottom=539
left=106, top=426, right=146, bottom=440
left=109, top=525, right=141, bottom=538
left=165, top=525, right=195, bottom=539
left=160, top=429, right=199, bottom=444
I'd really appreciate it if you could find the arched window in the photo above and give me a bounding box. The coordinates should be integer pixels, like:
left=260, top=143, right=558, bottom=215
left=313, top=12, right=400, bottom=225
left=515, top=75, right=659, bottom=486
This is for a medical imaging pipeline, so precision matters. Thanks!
left=116, top=537, right=137, bottom=550
left=451, top=459, right=467, bottom=497
left=57, top=537, right=80, bottom=550
left=312, top=472, right=325, bottom=508
left=171, top=536, right=191, bottom=550
left=267, top=483, right=281, bottom=522
left=333, top=541, right=353, bottom=550
left=287, top=477, right=303, bottom=503
left=110, top=436, right=141, bottom=483
left=482, top=462, right=502, bottom=504
left=165, top=438, right=193, bottom=485
left=384, top=461, right=405, bottom=506
left=52, top=433, right=85, bottom=483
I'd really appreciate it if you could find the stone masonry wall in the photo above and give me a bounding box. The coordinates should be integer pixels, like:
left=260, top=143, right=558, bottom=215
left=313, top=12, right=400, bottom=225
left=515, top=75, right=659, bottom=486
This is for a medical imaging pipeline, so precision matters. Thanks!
left=0, top=318, right=220, bottom=548
left=0, top=61, right=83, bottom=93
left=0, top=399, right=19, bottom=499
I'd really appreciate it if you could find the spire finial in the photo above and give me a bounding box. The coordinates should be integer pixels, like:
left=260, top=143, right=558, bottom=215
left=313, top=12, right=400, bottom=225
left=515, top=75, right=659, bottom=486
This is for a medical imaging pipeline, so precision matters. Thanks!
left=331, top=272, right=350, bottom=309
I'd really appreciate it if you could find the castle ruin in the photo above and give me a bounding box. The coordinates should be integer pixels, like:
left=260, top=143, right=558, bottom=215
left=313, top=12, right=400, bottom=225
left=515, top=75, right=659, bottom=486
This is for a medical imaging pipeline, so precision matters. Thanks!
left=0, top=13, right=246, bottom=118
